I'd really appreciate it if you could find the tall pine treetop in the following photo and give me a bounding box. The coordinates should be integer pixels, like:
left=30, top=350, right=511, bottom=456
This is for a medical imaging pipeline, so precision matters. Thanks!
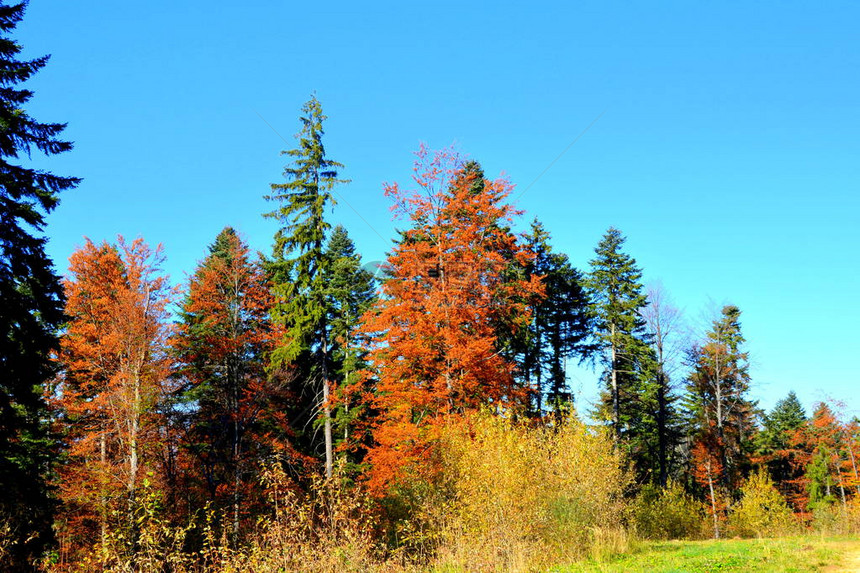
left=756, top=390, right=806, bottom=456
left=585, top=227, right=652, bottom=442
left=586, top=227, right=650, bottom=345
left=264, top=95, right=347, bottom=270
left=264, top=95, right=348, bottom=364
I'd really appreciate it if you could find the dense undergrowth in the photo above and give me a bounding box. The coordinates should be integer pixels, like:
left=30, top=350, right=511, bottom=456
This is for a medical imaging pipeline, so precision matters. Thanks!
left=30, top=413, right=860, bottom=572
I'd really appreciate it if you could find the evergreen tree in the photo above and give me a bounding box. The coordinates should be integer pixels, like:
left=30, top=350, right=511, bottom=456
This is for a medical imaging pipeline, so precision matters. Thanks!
left=806, top=447, right=835, bottom=508
left=755, top=391, right=806, bottom=492
left=173, top=227, right=294, bottom=542
left=0, top=2, right=79, bottom=566
left=323, top=225, right=377, bottom=465
left=584, top=227, right=652, bottom=443
left=519, top=219, right=593, bottom=417
left=264, top=95, right=347, bottom=479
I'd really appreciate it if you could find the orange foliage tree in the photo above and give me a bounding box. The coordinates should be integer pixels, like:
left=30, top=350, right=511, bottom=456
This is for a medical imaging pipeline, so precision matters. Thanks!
left=691, top=438, right=726, bottom=539
left=172, top=227, right=303, bottom=541
left=51, top=237, right=175, bottom=560
left=788, top=402, right=858, bottom=512
left=359, top=148, right=543, bottom=495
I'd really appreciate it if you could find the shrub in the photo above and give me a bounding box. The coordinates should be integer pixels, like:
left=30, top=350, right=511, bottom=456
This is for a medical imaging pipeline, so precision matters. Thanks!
left=728, top=470, right=796, bottom=538
left=630, top=481, right=706, bottom=540
left=432, top=413, right=630, bottom=571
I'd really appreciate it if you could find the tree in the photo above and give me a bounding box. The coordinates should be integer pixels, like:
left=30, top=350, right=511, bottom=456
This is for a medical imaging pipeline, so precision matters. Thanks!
left=685, top=304, right=756, bottom=493
left=173, top=227, right=297, bottom=542
left=754, top=391, right=806, bottom=502
left=640, top=283, right=685, bottom=486
left=360, top=148, right=542, bottom=495
left=0, top=2, right=80, bottom=565
left=322, top=225, right=377, bottom=464
left=264, top=95, right=348, bottom=480
left=790, top=402, right=853, bottom=512
left=516, top=219, right=593, bottom=418
left=53, top=237, right=174, bottom=561
left=584, top=227, right=652, bottom=444
left=691, top=438, right=726, bottom=539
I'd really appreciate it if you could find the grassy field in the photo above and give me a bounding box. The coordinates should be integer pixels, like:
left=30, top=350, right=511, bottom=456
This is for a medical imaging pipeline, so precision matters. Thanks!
left=557, top=536, right=860, bottom=573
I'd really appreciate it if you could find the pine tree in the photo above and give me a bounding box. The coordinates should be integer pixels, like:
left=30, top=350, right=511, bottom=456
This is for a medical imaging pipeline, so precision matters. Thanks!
left=755, top=391, right=806, bottom=497
left=264, top=95, right=347, bottom=480
left=0, top=2, right=80, bottom=565
left=518, top=219, right=593, bottom=417
left=584, top=228, right=652, bottom=443
left=322, top=225, right=377, bottom=465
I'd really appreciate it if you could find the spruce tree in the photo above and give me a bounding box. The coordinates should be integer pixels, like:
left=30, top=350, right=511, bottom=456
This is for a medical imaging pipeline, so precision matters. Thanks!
left=519, top=219, right=593, bottom=417
left=323, top=225, right=377, bottom=465
left=0, top=2, right=79, bottom=566
left=584, top=227, right=652, bottom=443
left=755, top=391, right=806, bottom=490
left=264, top=95, right=347, bottom=479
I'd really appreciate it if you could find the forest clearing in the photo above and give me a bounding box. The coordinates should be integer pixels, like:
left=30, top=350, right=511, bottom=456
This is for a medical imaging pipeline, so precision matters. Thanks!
left=561, top=537, right=860, bottom=573
left=2, top=1, right=859, bottom=571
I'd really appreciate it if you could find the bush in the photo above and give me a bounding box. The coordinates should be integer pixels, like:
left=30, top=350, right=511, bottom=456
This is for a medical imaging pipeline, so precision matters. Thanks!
left=630, top=481, right=706, bottom=540
left=808, top=496, right=860, bottom=535
left=431, top=413, right=630, bottom=571
left=728, top=470, right=796, bottom=538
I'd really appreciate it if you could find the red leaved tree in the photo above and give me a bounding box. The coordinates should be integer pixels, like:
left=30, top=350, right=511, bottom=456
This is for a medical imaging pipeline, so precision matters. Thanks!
left=359, top=148, right=543, bottom=495
left=52, top=237, right=175, bottom=560
left=172, top=227, right=304, bottom=542
left=691, top=437, right=726, bottom=539
left=788, top=401, right=857, bottom=512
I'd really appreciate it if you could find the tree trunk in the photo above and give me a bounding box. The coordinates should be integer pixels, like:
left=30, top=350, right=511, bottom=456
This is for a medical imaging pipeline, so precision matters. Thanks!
left=610, top=322, right=619, bottom=442
left=837, top=467, right=847, bottom=510
left=100, top=433, right=107, bottom=549
left=233, top=368, right=240, bottom=545
left=706, top=460, right=720, bottom=539
left=656, top=368, right=668, bottom=487
left=322, top=331, right=333, bottom=481
left=847, top=443, right=860, bottom=495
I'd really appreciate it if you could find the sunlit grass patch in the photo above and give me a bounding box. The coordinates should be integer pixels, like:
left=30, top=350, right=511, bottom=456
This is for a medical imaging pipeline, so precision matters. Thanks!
left=556, top=536, right=851, bottom=573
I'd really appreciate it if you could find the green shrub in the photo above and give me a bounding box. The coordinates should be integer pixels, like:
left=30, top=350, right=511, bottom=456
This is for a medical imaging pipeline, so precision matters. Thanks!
left=728, top=470, right=796, bottom=538
left=630, top=481, right=705, bottom=540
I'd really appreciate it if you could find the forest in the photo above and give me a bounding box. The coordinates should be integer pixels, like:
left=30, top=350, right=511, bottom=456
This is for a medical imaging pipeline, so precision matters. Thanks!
left=2, top=2, right=859, bottom=572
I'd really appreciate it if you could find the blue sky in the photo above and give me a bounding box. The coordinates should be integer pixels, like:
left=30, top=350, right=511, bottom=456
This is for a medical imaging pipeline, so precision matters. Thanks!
left=17, top=1, right=860, bottom=416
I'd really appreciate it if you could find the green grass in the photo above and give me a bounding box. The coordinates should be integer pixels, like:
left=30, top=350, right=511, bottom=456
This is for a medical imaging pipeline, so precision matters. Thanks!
left=556, top=536, right=856, bottom=573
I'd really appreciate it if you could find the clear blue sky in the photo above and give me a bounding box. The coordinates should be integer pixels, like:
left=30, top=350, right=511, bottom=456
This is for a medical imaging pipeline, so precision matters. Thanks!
left=17, top=1, right=860, bottom=416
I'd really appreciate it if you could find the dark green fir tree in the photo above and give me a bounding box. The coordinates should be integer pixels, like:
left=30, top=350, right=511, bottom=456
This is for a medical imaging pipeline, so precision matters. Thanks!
left=519, top=219, right=593, bottom=418
left=584, top=227, right=652, bottom=445
left=0, top=2, right=80, bottom=567
left=755, top=391, right=806, bottom=490
left=323, top=225, right=377, bottom=467
left=264, top=95, right=347, bottom=479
